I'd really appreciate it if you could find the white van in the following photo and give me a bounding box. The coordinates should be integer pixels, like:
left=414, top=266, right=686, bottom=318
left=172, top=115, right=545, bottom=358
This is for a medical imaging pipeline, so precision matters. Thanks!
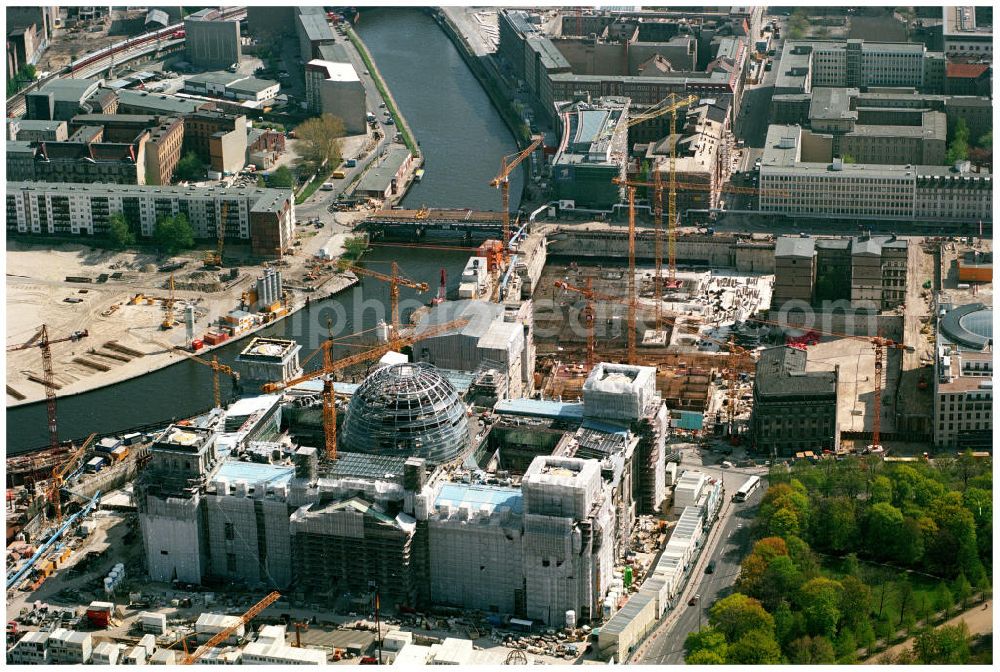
left=321, top=183, right=335, bottom=191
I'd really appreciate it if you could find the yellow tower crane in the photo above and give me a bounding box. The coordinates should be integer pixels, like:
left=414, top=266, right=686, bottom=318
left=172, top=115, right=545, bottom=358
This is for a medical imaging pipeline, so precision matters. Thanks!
left=47, top=432, right=97, bottom=524
left=490, top=136, right=542, bottom=254
left=335, top=261, right=429, bottom=332
left=181, top=592, right=281, bottom=664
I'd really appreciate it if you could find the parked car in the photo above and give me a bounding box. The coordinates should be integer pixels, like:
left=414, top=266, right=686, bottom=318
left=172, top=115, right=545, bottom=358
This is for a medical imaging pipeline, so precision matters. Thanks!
left=688, top=594, right=700, bottom=606
left=706, top=561, right=716, bottom=574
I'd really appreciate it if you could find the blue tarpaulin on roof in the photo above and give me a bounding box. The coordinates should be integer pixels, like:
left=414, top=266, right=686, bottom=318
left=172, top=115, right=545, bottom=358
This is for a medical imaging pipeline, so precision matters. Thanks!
left=673, top=411, right=704, bottom=431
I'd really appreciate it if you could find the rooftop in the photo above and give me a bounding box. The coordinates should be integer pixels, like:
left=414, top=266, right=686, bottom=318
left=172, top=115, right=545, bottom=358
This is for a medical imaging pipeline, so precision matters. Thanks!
left=306, top=60, right=359, bottom=83
left=355, top=146, right=411, bottom=193
left=775, top=236, right=815, bottom=259
left=298, top=12, right=336, bottom=43
left=754, top=346, right=838, bottom=399
left=435, top=482, right=523, bottom=515
left=215, top=459, right=296, bottom=489
left=494, top=397, right=586, bottom=421
left=940, top=303, right=993, bottom=351
left=116, top=90, right=208, bottom=115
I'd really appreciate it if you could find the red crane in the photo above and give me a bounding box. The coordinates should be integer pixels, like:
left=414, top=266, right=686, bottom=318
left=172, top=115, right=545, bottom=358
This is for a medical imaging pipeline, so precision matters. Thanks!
left=7, top=326, right=89, bottom=451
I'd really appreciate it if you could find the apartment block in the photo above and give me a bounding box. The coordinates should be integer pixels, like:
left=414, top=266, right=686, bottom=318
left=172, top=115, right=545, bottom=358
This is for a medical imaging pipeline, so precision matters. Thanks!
left=7, top=182, right=295, bottom=258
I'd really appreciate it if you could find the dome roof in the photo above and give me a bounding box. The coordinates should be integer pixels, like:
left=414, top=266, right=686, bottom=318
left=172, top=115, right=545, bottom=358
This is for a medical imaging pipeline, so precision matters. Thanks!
left=340, top=363, right=472, bottom=465
left=941, top=303, right=992, bottom=350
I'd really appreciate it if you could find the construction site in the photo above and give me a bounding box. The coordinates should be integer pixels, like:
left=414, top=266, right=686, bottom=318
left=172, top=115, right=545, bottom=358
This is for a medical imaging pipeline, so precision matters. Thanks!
left=6, top=65, right=992, bottom=662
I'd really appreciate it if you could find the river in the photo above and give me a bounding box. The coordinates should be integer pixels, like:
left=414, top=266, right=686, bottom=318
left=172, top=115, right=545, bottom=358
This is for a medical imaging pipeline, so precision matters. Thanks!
left=355, top=8, right=524, bottom=209
left=6, top=8, right=522, bottom=455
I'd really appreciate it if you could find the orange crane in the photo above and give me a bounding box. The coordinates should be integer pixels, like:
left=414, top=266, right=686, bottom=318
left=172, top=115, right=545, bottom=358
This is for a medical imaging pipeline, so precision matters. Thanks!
left=161, top=273, right=176, bottom=330
left=7, top=326, right=89, bottom=451
left=260, top=318, right=469, bottom=461
left=205, top=201, right=227, bottom=267
left=748, top=317, right=914, bottom=450
left=165, top=345, right=241, bottom=408
left=47, top=432, right=97, bottom=524
left=336, top=261, right=429, bottom=332
left=292, top=621, right=310, bottom=647
left=490, top=136, right=542, bottom=252
left=181, top=591, right=281, bottom=664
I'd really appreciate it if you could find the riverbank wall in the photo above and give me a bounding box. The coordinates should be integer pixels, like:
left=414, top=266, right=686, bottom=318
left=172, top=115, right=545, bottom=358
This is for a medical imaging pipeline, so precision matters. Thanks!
left=433, top=8, right=530, bottom=149
left=344, top=23, right=421, bottom=159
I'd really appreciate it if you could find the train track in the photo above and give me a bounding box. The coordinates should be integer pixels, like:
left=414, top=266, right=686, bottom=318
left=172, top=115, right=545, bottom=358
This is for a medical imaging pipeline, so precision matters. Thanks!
left=6, top=7, right=247, bottom=118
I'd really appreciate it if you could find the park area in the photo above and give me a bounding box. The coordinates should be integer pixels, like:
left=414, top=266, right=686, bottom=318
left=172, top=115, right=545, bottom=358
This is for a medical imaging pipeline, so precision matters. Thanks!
left=682, top=453, right=992, bottom=664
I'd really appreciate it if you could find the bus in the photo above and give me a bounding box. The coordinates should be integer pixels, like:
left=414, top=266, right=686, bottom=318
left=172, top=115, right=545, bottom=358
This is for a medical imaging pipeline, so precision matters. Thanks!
left=733, top=475, right=761, bottom=502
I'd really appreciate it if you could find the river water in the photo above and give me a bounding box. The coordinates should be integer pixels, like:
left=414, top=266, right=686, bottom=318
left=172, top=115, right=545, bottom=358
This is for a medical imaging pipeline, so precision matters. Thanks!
left=6, top=8, right=522, bottom=455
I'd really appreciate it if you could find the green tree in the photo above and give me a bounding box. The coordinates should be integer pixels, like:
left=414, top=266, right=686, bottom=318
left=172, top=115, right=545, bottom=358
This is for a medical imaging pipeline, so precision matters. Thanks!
left=268, top=165, right=295, bottom=188
left=811, top=496, right=857, bottom=553
left=107, top=212, right=135, bottom=249
left=726, top=629, right=783, bottom=664
left=834, top=629, right=857, bottom=663
left=953, top=573, right=973, bottom=609
left=709, top=593, right=775, bottom=643
left=684, top=627, right=728, bottom=661
left=977, top=130, right=992, bottom=148
left=839, top=575, right=872, bottom=630
left=759, top=555, right=802, bottom=611
left=933, top=583, right=954, bottom=618
left=871, top=475, right=894, bottom=503
left=154, top=213, right=195, bottom=254
left=914, top=622, right=972, bottom=663
left=769, top=506, right=801, bottom=538
left=174, top=151, right=204, bottom=181
left=864, top=502, right=904, bottom=561
left=796, top=577, right=844, bottom=637
left=784, top=535, right=821, bottom=579
left=946, top=118, right=971, bottom=164
left=685, top=649, right=726, bottom=664
left=295, top=113, right=346, bottom=173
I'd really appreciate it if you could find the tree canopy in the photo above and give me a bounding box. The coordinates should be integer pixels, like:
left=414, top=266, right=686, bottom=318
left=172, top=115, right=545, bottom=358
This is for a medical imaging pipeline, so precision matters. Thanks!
left=154, top=213, right=195, bottom=254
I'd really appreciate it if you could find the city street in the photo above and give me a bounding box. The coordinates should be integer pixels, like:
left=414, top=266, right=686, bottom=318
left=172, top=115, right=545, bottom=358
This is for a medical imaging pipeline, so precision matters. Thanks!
left=632, top=442, right=768, bottom=664
left=279, top=23, right=398, bottom=219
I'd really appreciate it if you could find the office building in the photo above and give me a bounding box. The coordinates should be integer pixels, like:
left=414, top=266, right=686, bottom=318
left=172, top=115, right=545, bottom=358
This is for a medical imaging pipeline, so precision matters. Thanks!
left=184, top=72, right=281, bottom=105
left=772, top=234, right=908, bottom=311
left=6, top=181, right=294, bottom=258
left=304, top=60, right=367, bottom=134
left=7, top=118, right=67, bottom=142
left=933, top=302, right=993, bottom=449
left=25, top=79, right=118, bottom=122
left=184, top=8, right=242, bottom=69
left=235, top=338, right=302, bottom=386
left=552, top=96, right=630, bottom=210
left=775, top=38, right=944, bottom=95
left=750, top=346, right=840, bottom=457
left=296, top=7, right=337, bottom=64
left=942, top=6, right=992, bottom=58
left=759, top=125, right=992, bottom=223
